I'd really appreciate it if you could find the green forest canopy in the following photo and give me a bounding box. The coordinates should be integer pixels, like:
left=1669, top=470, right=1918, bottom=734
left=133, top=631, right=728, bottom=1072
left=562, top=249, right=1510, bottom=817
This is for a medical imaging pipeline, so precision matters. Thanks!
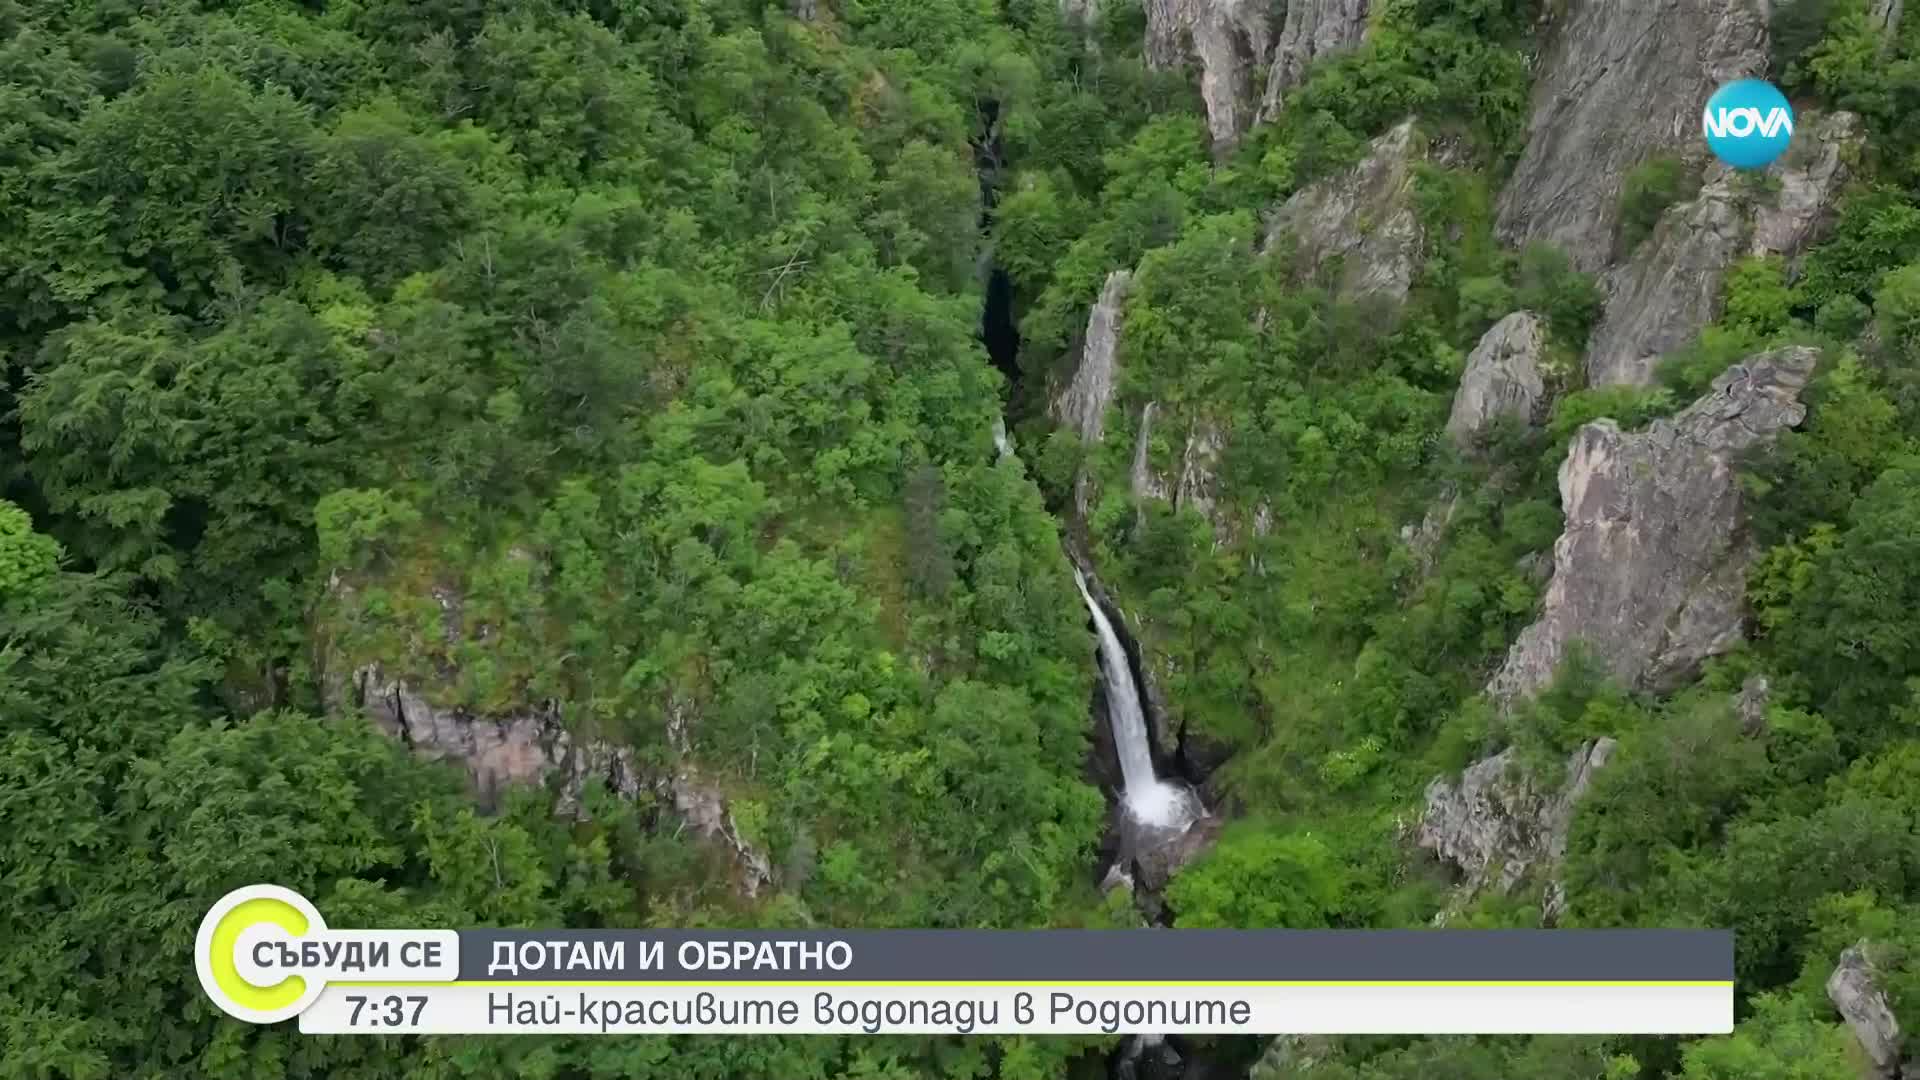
left=4, top=0, right=1920, bottom=1077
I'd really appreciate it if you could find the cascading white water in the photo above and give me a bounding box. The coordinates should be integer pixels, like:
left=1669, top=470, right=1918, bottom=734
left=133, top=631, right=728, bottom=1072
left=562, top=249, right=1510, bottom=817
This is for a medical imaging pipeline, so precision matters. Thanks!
left=992, top=417, right=1013, bottom=461
left=1072, top=569, right=1198, bottom=831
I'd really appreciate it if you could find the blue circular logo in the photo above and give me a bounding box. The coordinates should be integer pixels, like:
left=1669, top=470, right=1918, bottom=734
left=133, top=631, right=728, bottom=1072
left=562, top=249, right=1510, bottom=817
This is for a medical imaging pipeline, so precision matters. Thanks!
left=1702, top=79, right=1794, bottom=170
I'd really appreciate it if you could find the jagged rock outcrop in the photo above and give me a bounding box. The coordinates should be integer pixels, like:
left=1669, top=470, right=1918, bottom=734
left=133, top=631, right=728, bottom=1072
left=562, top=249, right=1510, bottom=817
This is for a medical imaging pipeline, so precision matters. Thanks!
left=1260, top=0, right=1372, bottom=122
left=1056, top=270, right=1132, bottom=446
left=1416, top=738, right=1616, bottom=921
left=1145, top=0, right=1271, bottom=154
left=1447, top=311, right=1550, bottom=447
left=1749, top=111, right=1862, bottom=259
left=1056, top=270, right=1133, bottom=515
left=352, top=663, right=577, bottom=805
left=1132, top=811, right=1225, bottom=894
left=1265, top=119, right=1424, bottom=306
left=1127, top=402, right=1242, bottom=544
left=1587, top=112, right=1861, bottom=387
left=1399, top=491, right=1460, bottom=577
left=1827, top=941, right=1912, bottom=1078
left=1495, top=0, right=1769, bottom=272
left=1585, top=171, right=1749, bottom=387
left=1487, top=347, right=1818, bottom=704
left=789, top=0, right=817, bottom=20
left=323, top=570, right=774, bottom=897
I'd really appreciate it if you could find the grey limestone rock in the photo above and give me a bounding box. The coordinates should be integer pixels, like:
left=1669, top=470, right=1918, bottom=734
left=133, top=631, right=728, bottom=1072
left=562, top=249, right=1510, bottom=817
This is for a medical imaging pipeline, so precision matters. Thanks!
left=351, top=662, right=570, bottom=807
left=1055, top=269, right=1132, bottom=446
left=1416, top=738, right=1617, bottom=921
left=1266, top=118, right=1425, bottom=306
left=1827, top=941, right=1908, bottom=1077
left=1586, top=170, right=1750, bottom=388
left=1145, top=0, right=1272, bottom=155
left=334, top=648, right=773, bottom=896
left=1587, top=111, right=1861, bottom=387
left=1873, top=0, right=1907, bottom=45
left=1260, top=0, right=1373, bottom=122
left=1749, top=109, right=1863, bottom=260
left=1056, top=269, right=1134, bottom=516
left=1447, top=311, right=1550, bottom=447
left=1487, top=347, right=1818, bottom=705
left=1495, top=0, right=1769, bottom=273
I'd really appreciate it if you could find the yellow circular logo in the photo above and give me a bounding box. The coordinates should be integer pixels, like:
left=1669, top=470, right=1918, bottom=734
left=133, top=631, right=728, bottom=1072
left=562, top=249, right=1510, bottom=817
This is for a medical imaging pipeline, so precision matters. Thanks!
left=194, top=885, right=327, bottom=1023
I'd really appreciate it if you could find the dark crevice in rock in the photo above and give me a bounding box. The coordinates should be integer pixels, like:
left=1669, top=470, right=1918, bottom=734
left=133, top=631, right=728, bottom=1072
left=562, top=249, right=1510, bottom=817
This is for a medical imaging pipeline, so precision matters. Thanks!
left=971, top=97, right=1025, bottom=401
left=982, top=266, right=1023, bottom=389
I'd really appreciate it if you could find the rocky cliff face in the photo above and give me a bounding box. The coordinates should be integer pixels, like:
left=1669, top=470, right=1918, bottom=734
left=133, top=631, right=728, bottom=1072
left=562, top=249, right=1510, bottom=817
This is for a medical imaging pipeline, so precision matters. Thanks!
left=1488, top=347, right=1818, bottom=704
left=352, top=662, right=585, bottom=805
left=1127, top=403, right=1234, bottom=537
left=1145, top=0, right=1272, bottom=154
left=1260, top=0, right=1373, bottom=122
left=1056, top=270, right=1132, bottom=447
left=1055, top=270, right=1134, bottom=515
left=1827, top=941, right=1916, bottom=1078
left=1447, top=311, right=1550, bottom=447
left=1415, top=738, right=1616, bottom=922
left=1494, top=0, right=1768, bottom=273
left=323, top=576, right=774, bottom=897
left=343, top=663, right=773, bottom=896
left=1265, top=119, right=1425, bottom=306
left=1586, top=112, right=1861, bottom=387
left=1144, top=0, right=1372, bottom=149
left=1585, top=171, right=1751, bottom=387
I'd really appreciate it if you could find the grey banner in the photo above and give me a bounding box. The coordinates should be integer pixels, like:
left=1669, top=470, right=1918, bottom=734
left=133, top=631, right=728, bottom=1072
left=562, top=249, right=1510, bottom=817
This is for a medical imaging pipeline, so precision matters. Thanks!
left=458, top=930, right=1732, bottom=982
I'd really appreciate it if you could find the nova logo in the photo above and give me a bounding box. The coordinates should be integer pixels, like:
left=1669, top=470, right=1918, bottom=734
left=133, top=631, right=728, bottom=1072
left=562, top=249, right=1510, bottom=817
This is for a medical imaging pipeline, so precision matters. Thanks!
left=1702, top=79, right=1794, bottom=170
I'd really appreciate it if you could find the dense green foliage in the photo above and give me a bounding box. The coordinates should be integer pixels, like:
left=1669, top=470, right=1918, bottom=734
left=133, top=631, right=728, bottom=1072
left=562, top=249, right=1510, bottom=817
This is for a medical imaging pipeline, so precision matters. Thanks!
left=8, top=0, right=1920, bottom=1077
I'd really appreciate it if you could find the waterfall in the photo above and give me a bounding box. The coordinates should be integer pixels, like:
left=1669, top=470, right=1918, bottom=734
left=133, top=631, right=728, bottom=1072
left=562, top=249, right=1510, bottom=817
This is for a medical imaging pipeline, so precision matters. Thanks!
left=992, top=417, right=1013, bottom=461
left=1072, top=569, right=1198, bottom=831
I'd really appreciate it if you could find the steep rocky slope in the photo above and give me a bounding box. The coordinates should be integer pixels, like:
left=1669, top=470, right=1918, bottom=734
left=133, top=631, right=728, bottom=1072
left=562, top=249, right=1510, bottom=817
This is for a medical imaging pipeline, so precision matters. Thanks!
left=1487, top=347, right=1818, bottom=703
left=1586, top=111, right=1862, bottom=386
left=1415, top=738, right=1616, bottom=922
left=1495, top=0, right=1768, bottom=272
left=1143, top=0, right=1373, bottom=151
left=1145, top=0, right=1273, bottom=154
left=1263, top=118, right=1428, bottom=306
left=1261, top=0, right=1374, bottom=122
left=1419, top=348, right=1817, bottom=912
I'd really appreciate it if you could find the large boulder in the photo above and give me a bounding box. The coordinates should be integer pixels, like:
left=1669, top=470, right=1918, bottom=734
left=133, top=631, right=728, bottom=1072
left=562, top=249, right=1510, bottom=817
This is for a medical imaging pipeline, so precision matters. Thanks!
left=1487, top=347, right=1818, bottom=704
left=1145, top=0, right=1272, bottom=155
left=1494, top=0, right=1768, bottom=273
left=1827, top=941, right=1910, bottom=1077
left=1260, top=0, right=1373, bottom=122
left=1586, top=112, right=1862, bottom=387
left=1447, top=311, right=1550, bottom=447
left=1265, top=119, right=1425, bottom=306
left=1415, top=738, right=1616, bottom=921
